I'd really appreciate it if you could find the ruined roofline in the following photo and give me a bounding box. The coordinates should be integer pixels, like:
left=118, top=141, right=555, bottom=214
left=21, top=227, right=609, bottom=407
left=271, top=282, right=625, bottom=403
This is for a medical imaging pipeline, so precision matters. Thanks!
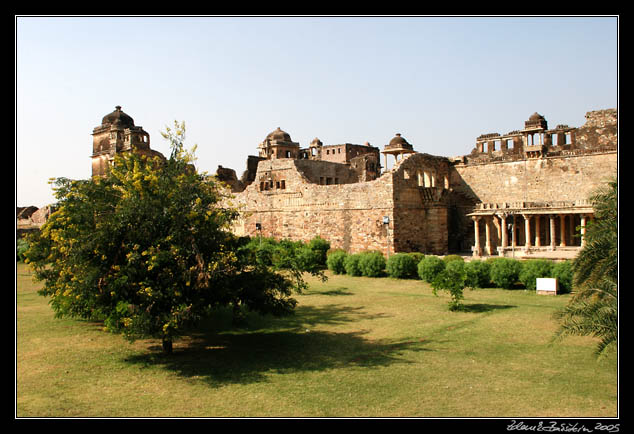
left=459, top=108, right=617, bottom=165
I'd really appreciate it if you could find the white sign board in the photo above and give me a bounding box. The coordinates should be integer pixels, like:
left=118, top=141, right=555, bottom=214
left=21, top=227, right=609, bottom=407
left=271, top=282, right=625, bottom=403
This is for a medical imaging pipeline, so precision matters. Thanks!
left=536, top=278, right=558, bottom=294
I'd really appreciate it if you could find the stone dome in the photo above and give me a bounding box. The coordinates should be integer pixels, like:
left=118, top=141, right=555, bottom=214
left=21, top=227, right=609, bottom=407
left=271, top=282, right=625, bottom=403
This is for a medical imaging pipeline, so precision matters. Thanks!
left=387, top=133, right=413, bottom=149
left=266, top=127, right=292, bottom=142
left=101, top=106, right=135, bottom=127
left=525, top=112, right=548, bottom=129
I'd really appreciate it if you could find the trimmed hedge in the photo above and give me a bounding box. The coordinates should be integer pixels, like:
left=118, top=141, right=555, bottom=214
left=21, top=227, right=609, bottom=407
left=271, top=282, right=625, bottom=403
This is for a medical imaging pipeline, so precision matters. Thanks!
left=326, top=250, right=348, bottom=275
left=408, top=252, right=425, bottom=266
left=321, top=246, right=572, bottom=295
left=489, top=258, right=523, bottom=289
left=552, top=260, right=574, bottom=293
left=344, top=253, right=363, bottom=276
left=418, top=256, right=446, bottom=283
left=358, top=251, right=386, bottom=277
left=386, top=253, right=418, bottom=279
left=442, top=254, right=464, bottom=264
left=519, top=259, right=554, bottom=290
left=464, top=259, right=491, bottom=289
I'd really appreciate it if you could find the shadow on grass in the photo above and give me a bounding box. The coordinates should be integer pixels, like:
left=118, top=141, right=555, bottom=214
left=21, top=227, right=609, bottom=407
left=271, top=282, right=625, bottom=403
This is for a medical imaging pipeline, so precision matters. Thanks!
left=458, top=303, right=516, bottom=313
left=318, top=288, right=355, bottom=296
left=124, top=304, right=431, bottom=387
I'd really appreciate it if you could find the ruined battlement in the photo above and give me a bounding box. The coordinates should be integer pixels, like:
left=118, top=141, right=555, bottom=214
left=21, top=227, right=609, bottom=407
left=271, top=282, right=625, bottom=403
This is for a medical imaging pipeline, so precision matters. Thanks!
left=459, top=109, right=617, bottom=165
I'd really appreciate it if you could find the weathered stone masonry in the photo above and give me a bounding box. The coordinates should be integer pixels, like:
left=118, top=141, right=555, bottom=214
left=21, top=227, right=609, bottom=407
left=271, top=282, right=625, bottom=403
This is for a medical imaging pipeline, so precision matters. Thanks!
left=19, top=107, right=614, bottom=255
left=220, top=109, right=616, bottom=258
left=452, top=109, right=617, bottom=257
left=228, top=152, right=452, bottom=255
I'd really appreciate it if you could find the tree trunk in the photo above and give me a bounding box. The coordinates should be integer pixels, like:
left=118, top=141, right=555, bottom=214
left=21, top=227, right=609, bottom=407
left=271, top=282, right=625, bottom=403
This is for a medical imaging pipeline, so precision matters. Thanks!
left=232, top=302, right=246, bottom=326
left=162, top=338, right=173, bottom=354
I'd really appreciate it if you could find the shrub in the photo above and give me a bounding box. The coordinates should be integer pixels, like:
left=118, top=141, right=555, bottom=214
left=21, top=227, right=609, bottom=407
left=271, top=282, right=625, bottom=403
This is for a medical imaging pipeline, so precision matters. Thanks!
left=519, top=259, right=554, bottom=290
left=344, top=253, right=363, bottom=276
left=245, top=236, right=277, bottom=267
left=326, top=250, right=348, bottom=275
left=358, top=251, right=386, bottom=277
left=464, top=259, right=491, bottom=289
left=552, top=260, right=573, bottom=294
left=295, top=245, right=326, bottom=274
left=489, top=258, right=523, bottom=289
left=265, top=239, right=301, bottom=270
left=431, top=260, right=466, bottom=311
left=17, top=238, right=30, bottom=262
left=243, top=236, right=329, bottom=275
left=418, top=256, right=446, bottom=283
left=442, top=254, right=464, bottom=264
left=408, top=252, right=425, bottom=266
left=307, top=236, right=331, bottom=268
left=386, top=253, right=418, bottom=279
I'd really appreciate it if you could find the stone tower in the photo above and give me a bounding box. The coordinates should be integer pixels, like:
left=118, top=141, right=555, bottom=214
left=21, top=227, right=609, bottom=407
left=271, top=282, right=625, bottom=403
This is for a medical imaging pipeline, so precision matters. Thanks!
left=257, top=127, right=301, bottom=160
left=91, top=106, right=163, bottom=177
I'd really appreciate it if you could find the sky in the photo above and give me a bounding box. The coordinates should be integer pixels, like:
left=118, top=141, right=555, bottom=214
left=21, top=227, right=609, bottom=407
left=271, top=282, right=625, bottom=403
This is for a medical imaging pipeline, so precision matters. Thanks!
left=16, top=15, right=619, bottom=208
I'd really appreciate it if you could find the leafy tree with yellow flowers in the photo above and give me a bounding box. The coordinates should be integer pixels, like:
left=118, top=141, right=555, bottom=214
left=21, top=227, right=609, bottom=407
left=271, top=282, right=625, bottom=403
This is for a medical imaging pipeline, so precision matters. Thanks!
left=25, top=122, right=307, bottom=354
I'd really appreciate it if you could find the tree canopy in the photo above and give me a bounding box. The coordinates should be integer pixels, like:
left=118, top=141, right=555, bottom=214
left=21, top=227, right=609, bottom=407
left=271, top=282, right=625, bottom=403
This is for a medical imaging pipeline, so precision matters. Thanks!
left=25, top=122, right=316, bottom=353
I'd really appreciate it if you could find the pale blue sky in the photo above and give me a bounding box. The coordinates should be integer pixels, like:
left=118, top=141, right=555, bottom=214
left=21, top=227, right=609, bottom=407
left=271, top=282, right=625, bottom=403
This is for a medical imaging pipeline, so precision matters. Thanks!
left=16, top=15, right=618, bottom=207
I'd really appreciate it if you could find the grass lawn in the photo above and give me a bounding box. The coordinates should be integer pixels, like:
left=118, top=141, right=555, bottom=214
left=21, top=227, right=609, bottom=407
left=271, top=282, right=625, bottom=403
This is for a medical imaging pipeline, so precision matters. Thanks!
left=16, top=262, right=618, bottom=418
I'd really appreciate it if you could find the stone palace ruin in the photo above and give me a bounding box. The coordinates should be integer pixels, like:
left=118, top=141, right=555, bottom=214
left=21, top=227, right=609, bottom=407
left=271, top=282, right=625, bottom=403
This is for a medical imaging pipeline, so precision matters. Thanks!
left=20, top=105, right=617, bottom=261
left=211, top=108, right=617, bottom=259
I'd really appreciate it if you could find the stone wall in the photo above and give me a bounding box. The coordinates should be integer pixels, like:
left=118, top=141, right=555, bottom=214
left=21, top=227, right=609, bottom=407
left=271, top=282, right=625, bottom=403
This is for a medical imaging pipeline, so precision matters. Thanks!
left=225, top=107, right=617, bottom=256
left=575, top=109, right=618, bottom=150
left=228, top=158, right=395, bottom=253
left=226, top=152, right=453, bottom=254
left=17, top=205, right=56, bottom=238
left=450, top=151, right=617, bottom=205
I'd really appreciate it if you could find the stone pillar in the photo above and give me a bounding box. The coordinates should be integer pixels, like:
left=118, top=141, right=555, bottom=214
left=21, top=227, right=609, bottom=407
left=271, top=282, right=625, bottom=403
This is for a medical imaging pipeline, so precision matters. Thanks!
left=500, top=214, right=508, bottom=248
left=523, top=214, right=532, bottom=249
left=559, top=214, right=567, bottom=247
left=549, top=215, right=556, bottom=250
left=580, top=214, right=587, bottom=247
left=472, top=216, right=481, bottom=257
left=484, top=216, right=492, bottom=255
left=534, top=215, right=541, bottom=247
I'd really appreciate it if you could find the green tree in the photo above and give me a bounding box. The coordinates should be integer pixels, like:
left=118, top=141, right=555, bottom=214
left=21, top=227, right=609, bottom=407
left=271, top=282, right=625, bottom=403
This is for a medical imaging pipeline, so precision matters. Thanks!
left=25, top=122, right=307, bottom=354
left=431, top=259, right=466, bottom=311
left=554, top=178, right=618, bottom=359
